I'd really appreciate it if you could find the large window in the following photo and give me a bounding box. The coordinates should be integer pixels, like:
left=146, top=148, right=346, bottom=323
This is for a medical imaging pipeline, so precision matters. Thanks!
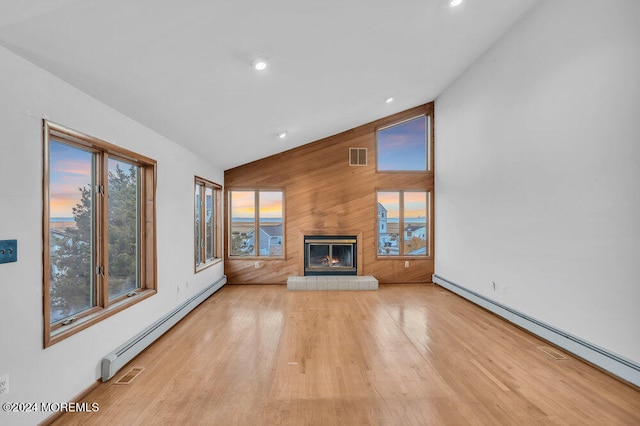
left=229, top=190, right=284, bottom=257
left=195, top=177, right=222, bottom=271
left=44, top=121, right=156, bottom=347
left=377, top=190, right=429, bottom=257
left=377, top=115, right=430, bottom=172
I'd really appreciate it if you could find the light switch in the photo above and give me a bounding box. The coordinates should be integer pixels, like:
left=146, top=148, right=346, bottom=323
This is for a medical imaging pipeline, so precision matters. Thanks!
left=0, top=240, right=17, bottom=264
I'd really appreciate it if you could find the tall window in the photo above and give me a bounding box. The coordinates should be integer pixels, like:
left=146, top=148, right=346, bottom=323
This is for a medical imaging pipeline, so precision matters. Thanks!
left=377, top=190, right=429, bottom=256
left=195, top=177, right=222, bottom=271
left=44, top=121, right=156, bottom=347
left=377, top=115, right=430, bottom=171
left=229, top=190, right=284, bottom=257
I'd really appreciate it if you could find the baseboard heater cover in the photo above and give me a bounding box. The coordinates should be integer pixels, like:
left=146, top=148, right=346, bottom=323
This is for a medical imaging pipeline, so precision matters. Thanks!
left=101, top=275, right=227, bottom=381
left=432, top=274, right=640, bottom=388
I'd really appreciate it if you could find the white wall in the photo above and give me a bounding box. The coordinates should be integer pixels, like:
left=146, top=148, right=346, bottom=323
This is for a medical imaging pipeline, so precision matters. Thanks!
left=435, top=0, right=640, bottom=365
left=0, top=45, right=224, bottom=425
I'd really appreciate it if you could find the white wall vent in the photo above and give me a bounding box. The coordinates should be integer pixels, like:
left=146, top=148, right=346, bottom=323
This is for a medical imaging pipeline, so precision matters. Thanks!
left=349, top=148, right=367, bottom=166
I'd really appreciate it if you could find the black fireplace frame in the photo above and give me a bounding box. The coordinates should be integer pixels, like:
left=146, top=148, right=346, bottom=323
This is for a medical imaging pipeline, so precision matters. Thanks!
left=304, top=235, right=357, bottom=276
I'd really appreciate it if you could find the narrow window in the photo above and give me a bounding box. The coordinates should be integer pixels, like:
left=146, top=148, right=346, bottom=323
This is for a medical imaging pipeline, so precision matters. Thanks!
left=230, top=191, right=255, bottom=256
left=229, top=190, right=284, bottom=257
left=377, top=190, right=429, bottom=257
left=259, top=191, right=283, bottom=256
left=377, top=192, right=400, bottom=255
left=108, top=157, right=140, bottom=299
left=48, top=140, right=96, bottom=323
left=403, top=191, right=428, bottom=256
left=195, top=184, right=202, bottom=266
left=44, top=121, right=157, bottom=347
left=195, top=177, right=222, bottom=271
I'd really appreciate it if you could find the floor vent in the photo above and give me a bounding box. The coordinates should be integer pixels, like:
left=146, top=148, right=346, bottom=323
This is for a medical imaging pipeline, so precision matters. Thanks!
left=115, top=367, right=145, bottom=384
left=537, top=346, right=568, bottom=360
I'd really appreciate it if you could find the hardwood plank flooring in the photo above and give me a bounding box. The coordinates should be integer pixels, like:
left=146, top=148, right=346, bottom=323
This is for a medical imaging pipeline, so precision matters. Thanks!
left=53, top=284, right=640, bottom=425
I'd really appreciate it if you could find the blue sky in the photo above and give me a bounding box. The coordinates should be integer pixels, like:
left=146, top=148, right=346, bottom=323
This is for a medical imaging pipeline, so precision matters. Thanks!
left=49, top=140, right=92, bottom=218
left=377, top=115, right=427, bottom=171
left=49, top=140, right=137, bottom=218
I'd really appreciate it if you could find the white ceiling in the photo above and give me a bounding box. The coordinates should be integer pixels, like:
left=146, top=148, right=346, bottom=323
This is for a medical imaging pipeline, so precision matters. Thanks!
left=0, top=0, right=540, bottom=170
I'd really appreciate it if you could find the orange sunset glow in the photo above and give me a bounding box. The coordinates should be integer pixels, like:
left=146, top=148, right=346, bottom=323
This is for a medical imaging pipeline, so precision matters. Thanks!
left=379, top=191, right=427, bottom=219
left=231, top=190, right=283, bottom=219
left=49, top=141, right=92, bottom=218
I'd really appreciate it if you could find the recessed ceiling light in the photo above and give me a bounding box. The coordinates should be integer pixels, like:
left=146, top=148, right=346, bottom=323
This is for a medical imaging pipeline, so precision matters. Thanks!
left=253, top=59, right=268, bottom=71
left=278, top=131, right=288, bottom=139
left=385, top=97, right=394, bottom=104
left=449, top=0, right=463, bottom=7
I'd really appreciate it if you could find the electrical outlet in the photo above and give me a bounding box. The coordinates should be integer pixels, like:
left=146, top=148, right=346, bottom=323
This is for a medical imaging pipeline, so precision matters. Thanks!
left=0, top=240, right=18, bottom=264
left=0, top=374, right=8, bottom=396
left=404, top=261, right=409, bottom=268
left=254, top=262, right=260, bottom=269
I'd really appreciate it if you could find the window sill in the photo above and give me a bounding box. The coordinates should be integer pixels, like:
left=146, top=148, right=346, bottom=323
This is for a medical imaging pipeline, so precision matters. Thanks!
left=226, top=256, right=285, bottom=260
left=45, top=289, right=156, bottom=348
left=376, top=255, right=432, bottom=260
left=195, top=258, right=223, bottom=273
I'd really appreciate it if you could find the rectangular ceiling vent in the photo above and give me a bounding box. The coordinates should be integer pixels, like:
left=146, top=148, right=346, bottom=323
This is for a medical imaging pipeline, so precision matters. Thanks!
left=349, top=148, right=367, bottom=166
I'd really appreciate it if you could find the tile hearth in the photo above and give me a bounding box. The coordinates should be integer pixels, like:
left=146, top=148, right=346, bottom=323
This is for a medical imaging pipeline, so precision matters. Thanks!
left=287, top=275, right=378, bottom=291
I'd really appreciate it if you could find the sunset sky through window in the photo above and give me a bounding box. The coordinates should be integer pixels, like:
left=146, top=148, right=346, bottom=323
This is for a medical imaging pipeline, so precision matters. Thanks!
left=231, top=190, right=282, bottom=219
left=49, top=140, right=92, bottom=218
left=49, top=140, right=137, bottom=219
left=378, top=191, right=427, bottom=220
left=377, top=115, right=427, bottom=171
left=51, top=117, right=426, bottom=221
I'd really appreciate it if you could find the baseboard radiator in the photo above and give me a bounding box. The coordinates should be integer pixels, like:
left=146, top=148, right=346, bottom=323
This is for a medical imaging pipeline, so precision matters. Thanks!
left=433, top=274, right=640, bottom=388
left=101, top=275, right=227, bottom=381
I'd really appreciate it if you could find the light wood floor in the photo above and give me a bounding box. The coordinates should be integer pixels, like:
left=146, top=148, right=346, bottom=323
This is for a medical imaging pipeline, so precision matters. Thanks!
left=54, top=284, right=640, bottom=425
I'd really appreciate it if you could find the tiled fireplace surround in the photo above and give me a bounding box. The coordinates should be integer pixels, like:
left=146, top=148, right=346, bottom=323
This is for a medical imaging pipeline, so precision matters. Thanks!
left=286, top=275, right=378, bottom=291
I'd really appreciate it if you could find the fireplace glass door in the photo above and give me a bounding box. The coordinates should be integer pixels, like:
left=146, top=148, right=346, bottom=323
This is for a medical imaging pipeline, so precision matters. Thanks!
left=304, top=236, right=357, bottom=275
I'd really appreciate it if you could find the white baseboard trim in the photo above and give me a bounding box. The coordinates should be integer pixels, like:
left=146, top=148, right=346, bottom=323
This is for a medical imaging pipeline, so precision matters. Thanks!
left=433, top=274, right=640, bottom=388
left=101, top=275, right=227, bottom=381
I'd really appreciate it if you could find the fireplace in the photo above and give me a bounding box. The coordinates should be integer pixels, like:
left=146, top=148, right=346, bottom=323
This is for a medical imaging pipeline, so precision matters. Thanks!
left=304, top=235, right=357, bottom=276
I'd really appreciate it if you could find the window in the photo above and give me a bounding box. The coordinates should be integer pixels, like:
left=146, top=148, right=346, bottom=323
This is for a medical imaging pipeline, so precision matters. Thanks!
left=44, top=121, right=156, bottom=347
left=377, top=115, right=430, bottom=171
left=229, top=190, right=284, bottom=257
left=195, top=177, right=222, bottom=271
left=377, top=190, right=429, bottom=257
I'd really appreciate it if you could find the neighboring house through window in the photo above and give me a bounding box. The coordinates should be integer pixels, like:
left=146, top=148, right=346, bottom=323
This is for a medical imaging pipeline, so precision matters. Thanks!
left=229, top=190, right=284, bottom=257
left=377, top=190, right=429, bottom=257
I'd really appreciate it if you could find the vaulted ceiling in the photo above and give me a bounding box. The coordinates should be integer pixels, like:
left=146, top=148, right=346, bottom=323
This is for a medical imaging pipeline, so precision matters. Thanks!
left=0, top=0, right=540, bottom=169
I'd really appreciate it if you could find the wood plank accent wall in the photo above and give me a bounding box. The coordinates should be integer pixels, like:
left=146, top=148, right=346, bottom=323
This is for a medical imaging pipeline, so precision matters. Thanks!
left=224, top=103, right=434, bottom=284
